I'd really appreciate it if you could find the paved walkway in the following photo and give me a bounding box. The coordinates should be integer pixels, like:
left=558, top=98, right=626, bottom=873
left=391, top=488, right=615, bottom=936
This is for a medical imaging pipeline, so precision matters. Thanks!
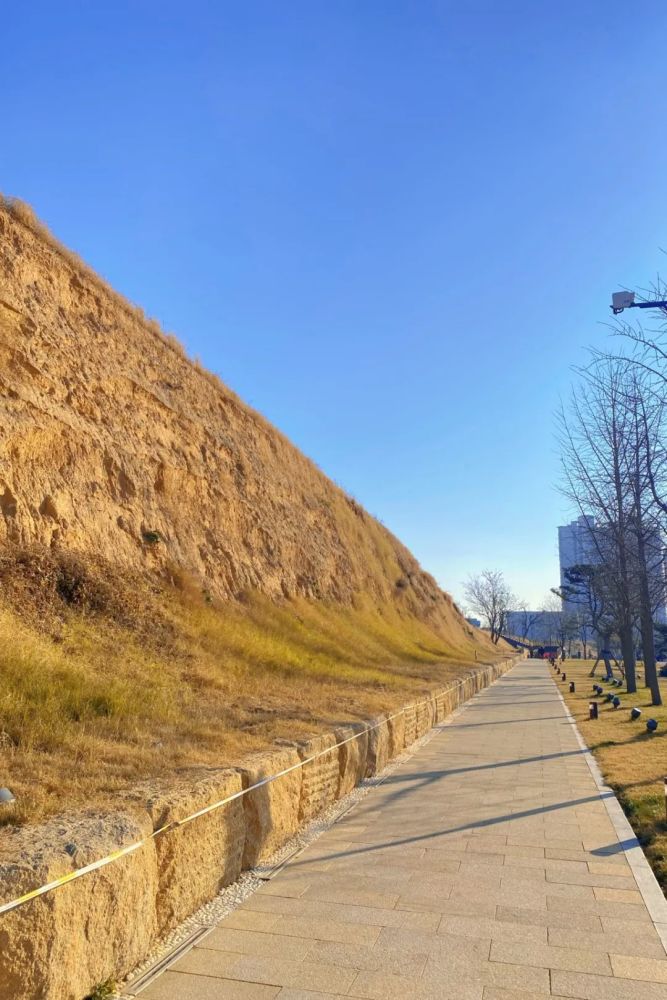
left=141, top=660, right=667, bottom=999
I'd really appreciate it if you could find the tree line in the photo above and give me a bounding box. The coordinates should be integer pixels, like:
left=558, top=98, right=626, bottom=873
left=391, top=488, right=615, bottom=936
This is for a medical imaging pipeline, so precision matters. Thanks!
left=462, top=572, right=576, bottom=649
left=557, top=287, right=667, bottom=706
left=464, top=281, right=667, bottom=706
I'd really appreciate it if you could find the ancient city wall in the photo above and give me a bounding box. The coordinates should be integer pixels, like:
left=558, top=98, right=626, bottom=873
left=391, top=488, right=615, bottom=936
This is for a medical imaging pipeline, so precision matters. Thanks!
left=0, top=198, right=481, bottom=650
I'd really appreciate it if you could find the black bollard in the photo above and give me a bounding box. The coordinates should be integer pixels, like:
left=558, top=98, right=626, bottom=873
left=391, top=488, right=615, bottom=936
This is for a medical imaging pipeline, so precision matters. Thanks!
left=569, top=681, right=575, bottom=693
left=589, top=702, right=598, bottom=720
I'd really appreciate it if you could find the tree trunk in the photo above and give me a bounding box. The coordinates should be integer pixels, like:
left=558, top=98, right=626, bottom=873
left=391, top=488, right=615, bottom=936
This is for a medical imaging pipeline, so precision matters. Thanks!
left=619, top=621, right=637, bottom=692
left=613, top=527, right=636, bottom=689
left=608, top=399, right=637, bottom=691
left=635, top=532, right=662, bottom=705
left=638, top=601, right=661, bottom=705
left=629, top=424, right=662, bottom=703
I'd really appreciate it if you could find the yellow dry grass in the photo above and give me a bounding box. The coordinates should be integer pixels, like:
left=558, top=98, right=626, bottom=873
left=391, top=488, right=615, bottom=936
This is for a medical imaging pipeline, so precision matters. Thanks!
left=0, top=586, right=494, bottom=827
left=0, top=194, right=188, bottom=360
left=559, top=658, right=667, bottom=891
left=0, top=197, right=502, bottom=831
left=0, top=194, right=319, bottom=461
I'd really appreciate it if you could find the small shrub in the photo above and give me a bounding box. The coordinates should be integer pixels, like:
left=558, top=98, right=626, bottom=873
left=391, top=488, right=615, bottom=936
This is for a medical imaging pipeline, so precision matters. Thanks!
left=85, top=980, right=116, bottom=1000
left=0, top=546, right=115, bottom=614
left=0, top=544, right=177, bottom=650
left=55, top=554, right=114, bottom=611
left=142, top=530, right=162, bottom=545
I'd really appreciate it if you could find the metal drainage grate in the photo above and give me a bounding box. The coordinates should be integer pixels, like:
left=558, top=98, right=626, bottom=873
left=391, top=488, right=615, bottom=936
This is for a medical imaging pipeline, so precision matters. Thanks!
left=124, top=924, right=213, bottom=995
left=254, top=843, right=305, bottom=880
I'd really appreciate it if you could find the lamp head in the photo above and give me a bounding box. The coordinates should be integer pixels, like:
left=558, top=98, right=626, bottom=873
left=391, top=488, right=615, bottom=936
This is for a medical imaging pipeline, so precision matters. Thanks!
left=611, top=290, right=635, bottom=314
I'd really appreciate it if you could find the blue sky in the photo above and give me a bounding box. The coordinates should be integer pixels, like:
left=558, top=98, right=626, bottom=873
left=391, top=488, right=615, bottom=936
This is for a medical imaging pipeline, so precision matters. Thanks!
left=3, top=2, right=667, bottom=608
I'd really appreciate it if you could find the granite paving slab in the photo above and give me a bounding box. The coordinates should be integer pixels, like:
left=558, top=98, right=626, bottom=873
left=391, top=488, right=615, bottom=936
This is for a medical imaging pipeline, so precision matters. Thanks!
left=140, top=660, right=667, bottom=998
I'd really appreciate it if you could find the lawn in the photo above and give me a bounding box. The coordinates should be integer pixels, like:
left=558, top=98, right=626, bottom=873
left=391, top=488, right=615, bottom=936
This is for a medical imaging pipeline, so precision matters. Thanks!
left=559, top=657, right=667, bottom=893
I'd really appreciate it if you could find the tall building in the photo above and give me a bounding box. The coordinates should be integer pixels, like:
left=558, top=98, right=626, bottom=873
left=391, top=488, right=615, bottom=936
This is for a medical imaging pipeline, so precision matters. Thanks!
left=557, top=514, right=667, bottom=626
left=558, top=515, right=599, bottom=611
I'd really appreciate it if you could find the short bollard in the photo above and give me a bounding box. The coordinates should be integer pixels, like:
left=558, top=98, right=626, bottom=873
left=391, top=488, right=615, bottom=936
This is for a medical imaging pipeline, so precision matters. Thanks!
left=630, top=707, right=642, bottom=721
left=647, top=718, right=658, bottom=733
left=569, top=681, right=575, bottom=693
left=589, top=701, right=598, bottom=720
left=561, top=673, right=566, bottom=682
left=612, top=696, right=621, bottom=709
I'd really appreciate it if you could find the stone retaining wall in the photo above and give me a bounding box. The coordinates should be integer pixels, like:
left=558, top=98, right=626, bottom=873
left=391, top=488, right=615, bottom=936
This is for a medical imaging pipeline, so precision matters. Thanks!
left=0, top=656, right=517, bottom=999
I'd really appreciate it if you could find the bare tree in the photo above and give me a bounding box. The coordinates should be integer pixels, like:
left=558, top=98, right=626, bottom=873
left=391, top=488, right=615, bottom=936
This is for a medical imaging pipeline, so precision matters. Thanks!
left=575, top=613, right=591, bottom=659
left=623, top=373, right=664, bottom=704
left=463, top=570, right=515, bottom=644
left=605, top=304, right=667, bottom=704
left=556, top=563, right=616, bottom=661
left=584, top=362, right=665, bottom=702
left=558, top=360, right=639, bottom=692
left=558, top=279, right=667, bottom=703
left=541, top=593, right=578, bottom=652
left=513, top=603, right=544, bottom=642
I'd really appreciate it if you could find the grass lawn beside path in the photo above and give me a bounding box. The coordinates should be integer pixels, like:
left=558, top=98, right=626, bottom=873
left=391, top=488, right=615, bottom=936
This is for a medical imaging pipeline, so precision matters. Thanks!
left=558, top=657, right=667, bottom=894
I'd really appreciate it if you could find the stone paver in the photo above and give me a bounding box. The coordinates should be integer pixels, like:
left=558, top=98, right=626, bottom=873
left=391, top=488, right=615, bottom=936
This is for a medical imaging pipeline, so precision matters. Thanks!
left=140, top=660, right=667, bottom=998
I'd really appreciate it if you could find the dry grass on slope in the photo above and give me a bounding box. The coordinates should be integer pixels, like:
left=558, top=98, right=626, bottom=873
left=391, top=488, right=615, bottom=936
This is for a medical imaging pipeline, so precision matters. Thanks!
left=0, top=548, right=496, bottom=828
left=1, top=194, right=307, bottom=460
left=0, top=195, right=188, bottom=362
left=0, top=196, right=459, bottom=613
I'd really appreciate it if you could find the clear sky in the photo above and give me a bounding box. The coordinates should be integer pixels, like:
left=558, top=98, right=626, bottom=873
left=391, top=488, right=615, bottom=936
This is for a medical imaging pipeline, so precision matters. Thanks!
left=3, top=2, right=667, bottom=609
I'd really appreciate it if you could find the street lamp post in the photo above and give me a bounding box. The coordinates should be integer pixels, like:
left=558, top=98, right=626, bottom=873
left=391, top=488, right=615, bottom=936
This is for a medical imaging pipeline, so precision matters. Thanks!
left=611, top=291, right=667, bottom=315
